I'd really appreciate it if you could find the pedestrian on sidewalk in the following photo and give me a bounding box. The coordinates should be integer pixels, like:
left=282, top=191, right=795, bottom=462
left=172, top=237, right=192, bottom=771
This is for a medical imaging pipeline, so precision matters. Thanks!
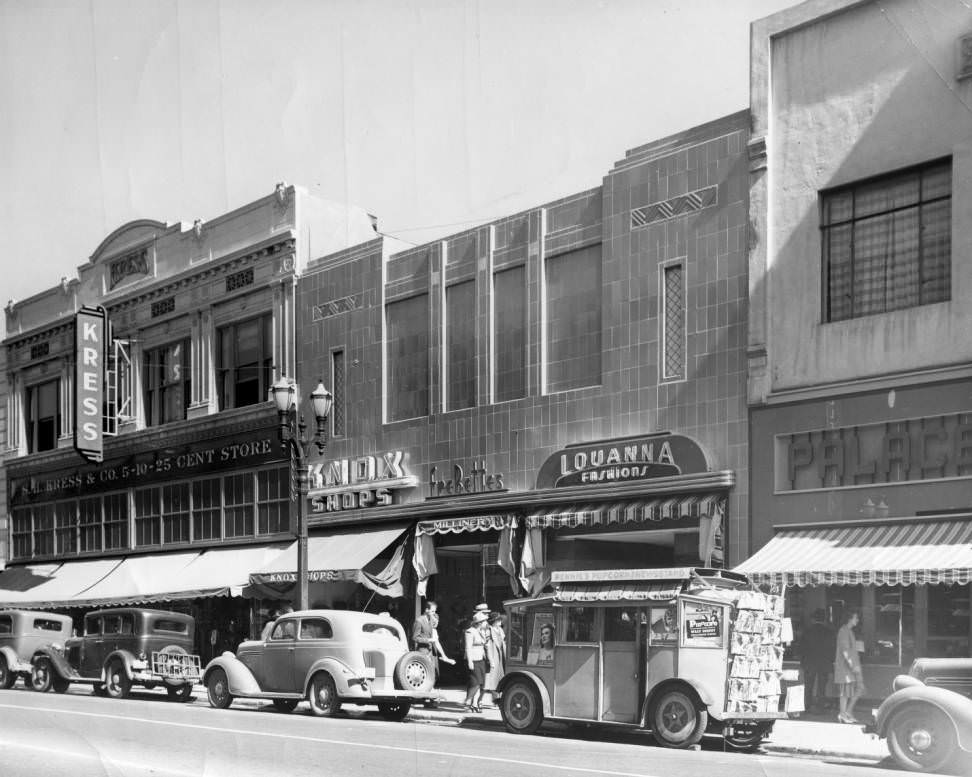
left=834, top=610, right=864, bottom=724
left=800, top=608, right=836, bottom=712
left=463, top=611, right=492, bottom=712
left=412, top=601, right=453, bottom=707
left=482, top=612, right=506, bottom=707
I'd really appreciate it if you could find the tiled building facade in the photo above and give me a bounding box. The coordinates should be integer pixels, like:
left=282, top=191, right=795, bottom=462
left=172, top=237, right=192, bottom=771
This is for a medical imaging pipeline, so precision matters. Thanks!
left=292, top=112, right=751, bottom=664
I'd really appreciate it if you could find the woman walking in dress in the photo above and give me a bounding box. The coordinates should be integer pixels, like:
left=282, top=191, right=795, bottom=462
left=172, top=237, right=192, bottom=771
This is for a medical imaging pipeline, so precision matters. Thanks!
left=834, top=610, right=864, bottom=723
left=463, top=611, right=492, bottom=712
left=482, top=612, right=507, bottom=707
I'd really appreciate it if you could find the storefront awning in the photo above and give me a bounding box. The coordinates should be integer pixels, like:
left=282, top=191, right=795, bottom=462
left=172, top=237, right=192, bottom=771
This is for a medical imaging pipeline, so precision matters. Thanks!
left=555, top=581, right=682, bottom=603
left=526, top=494, right=724, bottom=529
left=0, top=558, right=126, bottom=609
left=416, top=515, right=515, bottom=536
left=251, top=523, right=409, bottom=584
left=734, top=518, right=972, bottom=587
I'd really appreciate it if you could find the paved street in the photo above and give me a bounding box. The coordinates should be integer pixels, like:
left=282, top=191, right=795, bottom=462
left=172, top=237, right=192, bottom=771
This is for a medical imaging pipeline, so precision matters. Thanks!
left=0, top=685, right=898, bottom=777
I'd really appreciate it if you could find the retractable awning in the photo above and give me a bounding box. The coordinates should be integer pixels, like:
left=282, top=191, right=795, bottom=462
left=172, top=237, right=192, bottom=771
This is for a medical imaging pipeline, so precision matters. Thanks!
left=734, top=518, right=972, bottom=587
left=555, top=580, right=682, bottom=603
left=0, top=558, right=125, bottom=609
left=416, top=515, right=514, bottom=535
left=526, top=494, right=724, bottom=529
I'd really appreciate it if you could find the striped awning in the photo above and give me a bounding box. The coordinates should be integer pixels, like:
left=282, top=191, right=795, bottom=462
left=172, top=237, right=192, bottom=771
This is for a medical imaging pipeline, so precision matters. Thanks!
left=417, top=515, right=516, bottom=536
left=734, top=518, right=972, bottom=587
left=555, top=581, right=682, bottom=603
left=526, top=494, right=724, bottom=530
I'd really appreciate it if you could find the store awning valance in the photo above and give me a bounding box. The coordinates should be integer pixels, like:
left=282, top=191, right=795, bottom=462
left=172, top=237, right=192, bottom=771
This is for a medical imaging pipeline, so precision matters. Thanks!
left=526, top=494, right=724, bottom=530
left=555, top=581, right=682, bottom=603
left=417, top=515, right=516, bottom=536
left=734, top=518, right=972, bottom=587
left=250, top=523, right=409, bottom=585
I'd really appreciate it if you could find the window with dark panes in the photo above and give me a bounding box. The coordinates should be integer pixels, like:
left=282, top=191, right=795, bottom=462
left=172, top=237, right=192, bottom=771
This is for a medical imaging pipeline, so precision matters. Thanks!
left=33, top=504, right=54, bottom=556
left=217, top=315, right=273, bottom=410
left=493, top=265, right=527, bottom=402
left=192, top=478, right=221, bottom=541
left=55, top=501, right=77, bottom=555
left=822, top=159, right=951, bottom=322
left=103, top=492, right=129, bottom=550
left=927, top=584, right=970, bottom=658
left=386, top=294, right=429, bottom=421
left=257, top=468, right=289, bottom=535
left=564, top=606, right=597, bottom=642
left=300, top=618, right=333, bottom=639
left=26, top=379, right=60, bottom=453
left=331, top=349, right=345, bottom=437
left=162, top=483, right=190, bottom=544
left=0, top=616, right=11, bottom=635
left=33, top=618, right=64, bottom=632
left=544, top=245, right=602, bottom=393
left=84, top=615, right=101, bottom=636
left=79, top=497, right=102, bottom=552
left=662, top=263, right=685, bottom=381
left=445, top=280, right=476, bottom=411
left=144, top=340, right=190, bottom=426
left=12, top=510, right=31, bottom=559
left=223, top=473, right=254, bottom=538
left=135, top=487, right=161, bottom=547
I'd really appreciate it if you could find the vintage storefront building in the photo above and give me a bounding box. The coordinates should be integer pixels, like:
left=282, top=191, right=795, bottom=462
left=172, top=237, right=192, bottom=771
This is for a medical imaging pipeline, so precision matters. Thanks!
left=290, top=112, right=752, bottom=672
left=0, top=185, right=378, bottom=659
left=740, top=0, right=972, bottom=690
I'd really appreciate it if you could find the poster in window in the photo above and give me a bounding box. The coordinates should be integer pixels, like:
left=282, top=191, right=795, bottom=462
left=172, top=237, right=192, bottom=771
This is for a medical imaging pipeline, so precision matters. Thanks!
left=649, top=605, right=678, bottom=646
left=682, top=601, right=723, bottom=647
left=509, top=610, right=525, bottom=662
left=526, top=611, right=555, bottom=665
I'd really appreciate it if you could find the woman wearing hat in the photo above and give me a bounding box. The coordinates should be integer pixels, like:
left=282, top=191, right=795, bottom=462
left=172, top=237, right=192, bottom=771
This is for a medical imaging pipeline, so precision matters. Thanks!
left=463, top=611, right=492, bottom=712
left=482, top=612, right=506, bottom=707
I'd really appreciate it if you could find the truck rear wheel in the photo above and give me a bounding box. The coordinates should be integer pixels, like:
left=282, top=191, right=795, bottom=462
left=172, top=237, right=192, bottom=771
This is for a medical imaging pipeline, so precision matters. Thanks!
left=650, top=688, right=708, bottom=748
left=501, top=680, right=543, bottom=735
left=30, top=657, right=55, bottom=693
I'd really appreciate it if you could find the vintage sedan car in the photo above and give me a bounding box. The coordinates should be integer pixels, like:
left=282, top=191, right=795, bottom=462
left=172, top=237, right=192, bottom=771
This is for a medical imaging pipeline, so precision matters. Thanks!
left=31, top=607, right=201, bottom=700
left=871, top=657, right=972, bottom=773
left=202, top=610, right=436, bottom=719
left=0, top=610, right=73, bottom=689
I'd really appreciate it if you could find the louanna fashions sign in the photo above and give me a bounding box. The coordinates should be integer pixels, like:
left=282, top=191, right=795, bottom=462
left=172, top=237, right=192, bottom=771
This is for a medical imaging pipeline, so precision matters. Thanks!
left=536, top=433, right=710, bottom=489
left=74, top=306, right=108, bottom=463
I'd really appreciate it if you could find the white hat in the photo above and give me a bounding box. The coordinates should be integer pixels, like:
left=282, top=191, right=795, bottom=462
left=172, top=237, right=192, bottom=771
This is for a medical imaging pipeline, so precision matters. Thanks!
left=474, top=603, right=489, bottom=612
left=471, top=611, right=489, bottom=624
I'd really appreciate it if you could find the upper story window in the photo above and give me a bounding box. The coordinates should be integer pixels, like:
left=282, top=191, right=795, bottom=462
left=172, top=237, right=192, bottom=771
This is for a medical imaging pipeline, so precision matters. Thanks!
left=822, top=159, right=951, bottom=322
left=217, top=315, right=273, bottom=410
left=144, top=340, right=190, bottom=426
left=26, top=379, right=60, bottom=453
left=544, top=245, right=602, bottom=393
left=385, top=294, right=429, bottom=421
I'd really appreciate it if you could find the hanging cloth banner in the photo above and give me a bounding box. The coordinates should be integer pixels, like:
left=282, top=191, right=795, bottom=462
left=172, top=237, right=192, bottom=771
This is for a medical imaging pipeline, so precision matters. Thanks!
left=519, top=526, right=549, bottom=596
left=497, top=518, right=519, bottom=594
left=412, top=531, right=439, bottom=598
left=355, top=541, right=406, bottom=599
left=698, top=500, right=725, bottom=567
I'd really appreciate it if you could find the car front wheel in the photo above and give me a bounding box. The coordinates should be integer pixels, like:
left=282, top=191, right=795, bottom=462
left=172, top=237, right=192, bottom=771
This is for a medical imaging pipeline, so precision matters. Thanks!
left=31, top=657, right=55, bottom=693
left=650, top=688, right=708, bottom=748
left=501, top=680, right=543, bottom=735
left=206, top=668, right=233, bottom=709
left=887, top=705, right=958, bottom=773
left=105, top=659, right=132, bottom=699
left=0, top=655, right=15, bottom=689
left=307, top=672, right=341, bottom=717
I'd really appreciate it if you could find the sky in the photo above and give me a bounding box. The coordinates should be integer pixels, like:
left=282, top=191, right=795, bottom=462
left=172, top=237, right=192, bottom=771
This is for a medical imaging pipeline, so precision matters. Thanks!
left=0, top=0, right=797, bottom=335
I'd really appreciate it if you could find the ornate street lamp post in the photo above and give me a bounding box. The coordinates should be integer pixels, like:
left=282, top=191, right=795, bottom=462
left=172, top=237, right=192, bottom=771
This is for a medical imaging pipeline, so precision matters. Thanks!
left=272, top=377, right=333, bottom=611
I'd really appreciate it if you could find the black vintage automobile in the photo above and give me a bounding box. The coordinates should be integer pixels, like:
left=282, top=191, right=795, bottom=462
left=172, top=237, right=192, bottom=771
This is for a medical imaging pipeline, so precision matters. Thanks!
left=31, top=607, right=201, bottom=700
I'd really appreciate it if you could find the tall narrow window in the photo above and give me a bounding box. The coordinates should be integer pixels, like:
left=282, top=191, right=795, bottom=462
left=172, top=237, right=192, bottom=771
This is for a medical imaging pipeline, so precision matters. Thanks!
left=445, top=281, right=476, bottom=411
left=223, top=473, right=254, bottom=538
left=144, top=340, right=190, bottom=426
left=162, top=483, right=190, bottom=544
left=257, top=468, right=289, bottom=535
left=135, top=487, right=161, bottom=547
left=32, top=505, right=54, bottom=556
left=103, top=493, right=129, bottom=550
left=493, top=265, right=527, bottom=402
left=26, top=379, right=60, bottom=453
left=55, top=502, right=77, bottom=555
left=386, top=294, right=429, bottom=421
left=12, top=510, right=31, bottom=559
left=822, top=159, right=951, bottom=322
left=661, top=263, right=686, bottom=381
left=192, top=478, right=221, bottom=541
left=544, top=245, right=602, bottom=393
left=217, top=314, right=273, bottom=410
left=331, top=350, right=345, bottom=437
left=79, top=498, right=102, bottom=552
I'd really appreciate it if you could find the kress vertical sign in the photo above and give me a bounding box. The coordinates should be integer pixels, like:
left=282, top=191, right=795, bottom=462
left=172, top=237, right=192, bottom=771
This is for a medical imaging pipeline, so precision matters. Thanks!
left=75, top=305, right=107, bottom=463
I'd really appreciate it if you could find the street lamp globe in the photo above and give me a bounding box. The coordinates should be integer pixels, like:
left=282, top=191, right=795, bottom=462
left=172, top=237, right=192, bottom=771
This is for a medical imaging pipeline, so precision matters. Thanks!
left=271, top=377, right=296, bottom=413
left=310, top=381, right=333, bottom=421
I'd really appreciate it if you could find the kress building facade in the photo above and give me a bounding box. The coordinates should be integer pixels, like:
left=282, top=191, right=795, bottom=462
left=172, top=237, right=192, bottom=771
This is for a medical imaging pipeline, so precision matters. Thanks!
left=0, top=185, right=377, bottom=660
left=292, top=112, right=751, bottom=672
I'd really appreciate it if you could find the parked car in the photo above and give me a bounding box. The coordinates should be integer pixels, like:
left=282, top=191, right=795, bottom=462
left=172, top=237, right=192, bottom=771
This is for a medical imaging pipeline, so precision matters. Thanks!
left=202, top=610, right=436, bottom=719
left=871, top=657, right=972, bottom=773
left=30, top=607, right=201, bottom=700
left=0, top=610, right=73, bottom=689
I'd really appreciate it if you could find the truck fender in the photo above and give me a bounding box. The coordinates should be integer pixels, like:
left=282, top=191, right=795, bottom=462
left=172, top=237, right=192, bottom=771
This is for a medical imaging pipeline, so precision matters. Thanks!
left=102, top=650, right=138, bottom=682
left=0, top=645, right=20, bottom=671
left=643, top=679, right=713, bottom=726
left=877, top=685, right=972, bottom=753
left=202, top=654, right=263, bottom=697
left=31, top=646, right=74, bottom=681
left=497, top=671, right=552, bottom=717
left=302, top=657, right=358, bottom=696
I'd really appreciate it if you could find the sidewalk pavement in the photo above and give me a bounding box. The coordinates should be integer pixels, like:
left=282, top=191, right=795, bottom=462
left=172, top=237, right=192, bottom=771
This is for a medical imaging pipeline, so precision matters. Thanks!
left=190, top=684, right=889, bottom=763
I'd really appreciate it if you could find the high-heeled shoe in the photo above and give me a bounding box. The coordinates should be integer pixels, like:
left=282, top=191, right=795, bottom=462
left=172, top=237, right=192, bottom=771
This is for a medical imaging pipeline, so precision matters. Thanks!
left=838, top=712, right=858, bottom=724
left=473, top=705, right=482, bottom=713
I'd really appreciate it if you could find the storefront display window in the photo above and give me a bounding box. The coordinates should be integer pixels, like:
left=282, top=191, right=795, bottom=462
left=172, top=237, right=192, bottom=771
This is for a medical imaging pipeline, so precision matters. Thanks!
left=874, top=587, right=915, bottom=667
left=927, top=584, right=971, bottom=658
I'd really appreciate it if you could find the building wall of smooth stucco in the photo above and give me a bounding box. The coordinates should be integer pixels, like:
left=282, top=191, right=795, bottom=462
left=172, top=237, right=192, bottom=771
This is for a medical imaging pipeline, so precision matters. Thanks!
left=759, top=0, right=972, bottom=394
